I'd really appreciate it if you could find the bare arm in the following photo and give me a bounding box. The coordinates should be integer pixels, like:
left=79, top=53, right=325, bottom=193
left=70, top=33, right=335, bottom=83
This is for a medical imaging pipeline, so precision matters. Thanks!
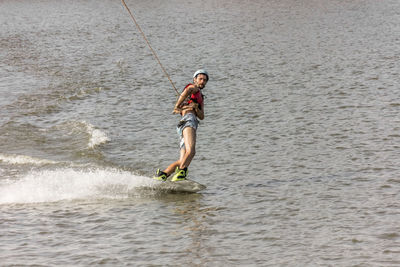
left=178, top=101, right=204, bottom=120
left=172, top=85, right=199, bottom=114
left=194, top=101, right=204, bottom=120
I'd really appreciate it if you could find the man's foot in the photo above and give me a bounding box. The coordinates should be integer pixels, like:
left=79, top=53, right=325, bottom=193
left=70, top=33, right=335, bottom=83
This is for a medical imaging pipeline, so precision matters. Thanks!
left=153, top=169, right=167, bottom=181
left=171, top=167, right=188, bottom=181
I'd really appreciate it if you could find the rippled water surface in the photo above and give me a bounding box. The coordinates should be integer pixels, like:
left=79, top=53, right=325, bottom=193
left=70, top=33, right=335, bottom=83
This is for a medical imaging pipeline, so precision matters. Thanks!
left=1, top=0, right=400, bottom=266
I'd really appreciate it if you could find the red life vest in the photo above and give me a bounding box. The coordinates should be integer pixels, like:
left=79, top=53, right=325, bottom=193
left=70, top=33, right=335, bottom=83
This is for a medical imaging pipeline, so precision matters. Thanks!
left=183, top=83, right=203, bottom=109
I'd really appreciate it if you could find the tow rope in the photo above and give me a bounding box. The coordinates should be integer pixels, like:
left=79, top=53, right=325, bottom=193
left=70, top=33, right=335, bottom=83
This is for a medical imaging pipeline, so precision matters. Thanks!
left=121, top=0, right=180, bottom=96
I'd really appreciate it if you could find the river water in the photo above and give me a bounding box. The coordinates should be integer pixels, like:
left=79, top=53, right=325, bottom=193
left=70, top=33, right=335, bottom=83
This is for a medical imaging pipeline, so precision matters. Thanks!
left=1, top=0, right=400, bottom=266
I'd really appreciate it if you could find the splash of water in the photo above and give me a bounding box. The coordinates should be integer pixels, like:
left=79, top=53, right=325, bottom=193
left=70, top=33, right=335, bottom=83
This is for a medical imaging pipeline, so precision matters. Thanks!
left=85, top=122, right=110, bottom=149
left=53, top=120, right=110, bottom=149
left=0, top=168, right=156, bottom=204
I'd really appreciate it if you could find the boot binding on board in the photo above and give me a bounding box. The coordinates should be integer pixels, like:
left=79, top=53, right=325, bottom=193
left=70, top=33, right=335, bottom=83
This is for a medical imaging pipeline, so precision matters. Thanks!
left=153, top=169, right=167, bottom=181
left=171, top=167, right=188, bottom=181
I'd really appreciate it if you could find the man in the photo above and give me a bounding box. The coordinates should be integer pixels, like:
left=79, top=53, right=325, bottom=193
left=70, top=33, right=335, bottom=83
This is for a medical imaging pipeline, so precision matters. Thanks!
left=153, top=69, right=209, bottom=181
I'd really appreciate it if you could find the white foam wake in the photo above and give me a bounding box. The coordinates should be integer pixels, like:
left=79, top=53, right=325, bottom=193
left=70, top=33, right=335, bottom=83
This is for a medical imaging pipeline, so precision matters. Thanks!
left=82, top=121, right=110, bottom=148
left=0, top=168, right=157, bottom=204
left=0, top=154, right=57, bottom=165
left=52, top=120, right=110, bottom=149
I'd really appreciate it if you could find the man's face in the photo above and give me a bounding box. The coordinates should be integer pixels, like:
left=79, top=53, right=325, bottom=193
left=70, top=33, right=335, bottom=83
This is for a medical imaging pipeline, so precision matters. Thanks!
left=194, top=74, right=208, bottom=89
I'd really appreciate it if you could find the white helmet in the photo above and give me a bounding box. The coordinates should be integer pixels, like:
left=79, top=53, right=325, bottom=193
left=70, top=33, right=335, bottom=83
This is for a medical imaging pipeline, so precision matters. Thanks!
left=193, top=69, right=209, bottom=81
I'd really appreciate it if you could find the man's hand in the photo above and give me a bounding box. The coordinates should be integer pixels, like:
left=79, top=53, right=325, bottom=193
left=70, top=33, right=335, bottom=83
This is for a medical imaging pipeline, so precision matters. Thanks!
left=173, top=107, right=182, bottom=114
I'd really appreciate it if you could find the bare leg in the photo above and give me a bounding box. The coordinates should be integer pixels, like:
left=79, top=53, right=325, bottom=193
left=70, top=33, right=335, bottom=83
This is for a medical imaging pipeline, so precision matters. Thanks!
left=163, top=149, right=185, bottom=176
left=163, top=127, right=196, bottom=175
left=179, top=127, right=196, bottom=169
